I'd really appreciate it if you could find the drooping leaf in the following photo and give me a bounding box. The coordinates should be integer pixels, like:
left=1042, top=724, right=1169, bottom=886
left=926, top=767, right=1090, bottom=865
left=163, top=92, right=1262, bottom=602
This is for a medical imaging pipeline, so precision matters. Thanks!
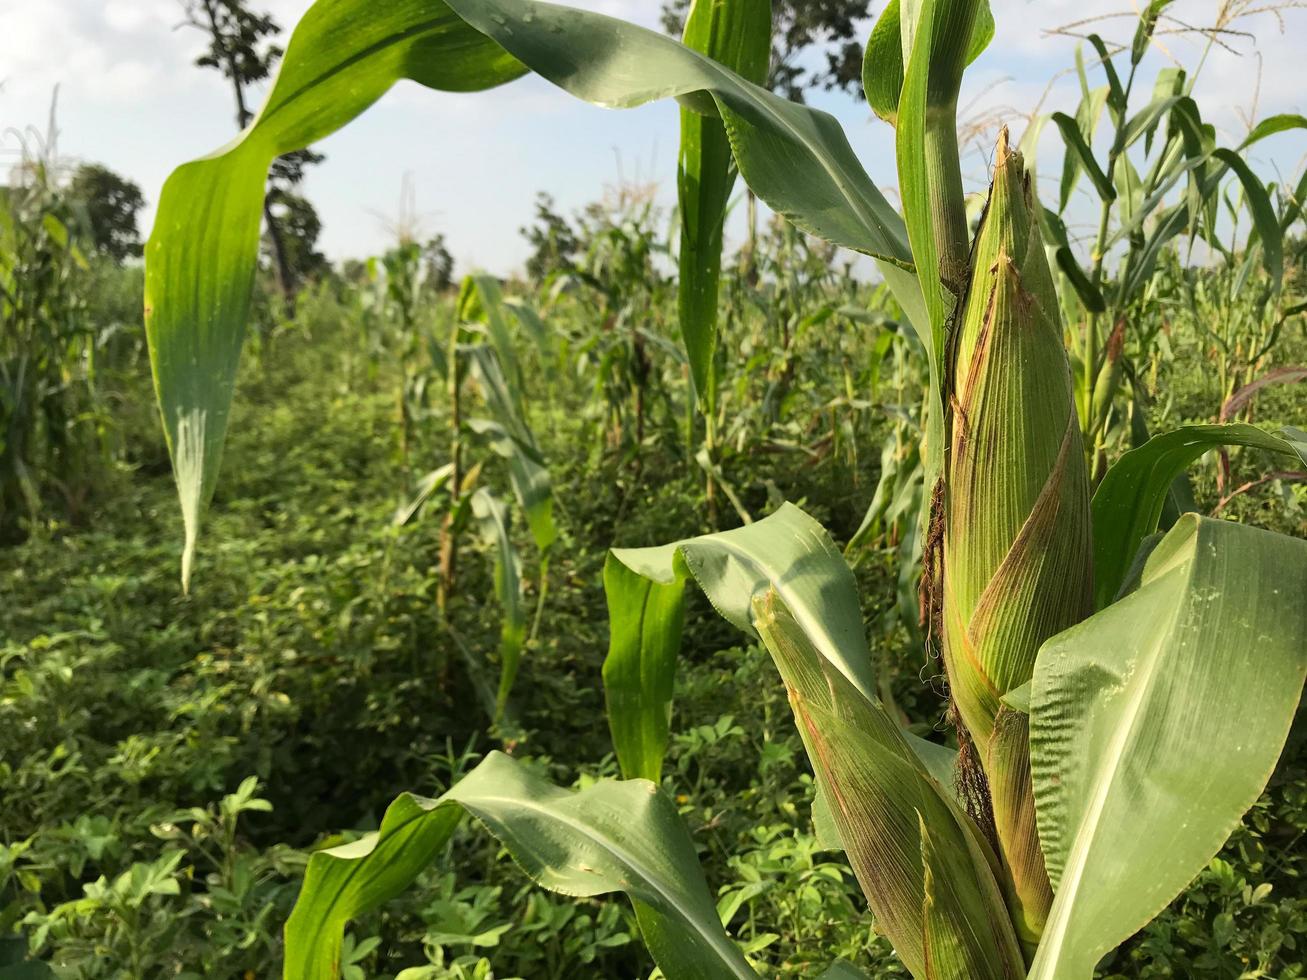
left=1052, top=111, right=1115, bottom=205
left=466, top=417, right=556, bottom=555
left=445, top=0, right=913, bottom=267
left=148, top=0, right=918, bottom=587
left=606, top=504, right=1024, bottom=980
left=469, top=489, right=526, bottom=720
left=284, top=751, right=758, bottom=980
left=1058, top=85, right=1108, bottom=213
left=1028, top=516, right=1307, bottom=979
left=1211, top=148, right=1283, bottom=289
left=1237, top=112, right=1307, bottom=150
left=755, top=591, right=1024, bottom=980
left=677, top=0, right=770, bottom=411
left=1090, top=422, right=1305, bottom=608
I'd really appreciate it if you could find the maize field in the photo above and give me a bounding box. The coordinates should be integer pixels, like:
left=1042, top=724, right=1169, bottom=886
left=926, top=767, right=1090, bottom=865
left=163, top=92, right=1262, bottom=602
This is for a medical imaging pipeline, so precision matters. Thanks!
left=2, top=0, right=1307, bottom=977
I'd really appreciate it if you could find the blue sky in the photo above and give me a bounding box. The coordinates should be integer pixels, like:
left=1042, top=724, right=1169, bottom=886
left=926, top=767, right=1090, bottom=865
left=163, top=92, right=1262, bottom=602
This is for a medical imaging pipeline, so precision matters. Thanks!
left=3, top=0, right=1305, bottom=277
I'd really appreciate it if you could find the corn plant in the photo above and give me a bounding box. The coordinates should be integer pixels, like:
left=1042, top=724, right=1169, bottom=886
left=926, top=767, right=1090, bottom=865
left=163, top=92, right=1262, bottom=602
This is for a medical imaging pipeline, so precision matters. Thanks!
left=394, top=273, right=557, bottom=724
left=142, top=0, right=1307, bottom=977
left=0, top=142, right=107, bottom=540
left=1031, top=6, right=1305, bottom=478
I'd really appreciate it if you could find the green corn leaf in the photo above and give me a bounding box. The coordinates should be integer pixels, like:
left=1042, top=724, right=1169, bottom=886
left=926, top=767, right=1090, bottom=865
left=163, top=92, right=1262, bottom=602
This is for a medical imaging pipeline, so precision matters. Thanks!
left=392, top=462, right=456, bottom=527
left=470, top=489, right=527, bottom=720
left=465, top=417, right=556, bottom=555
left=895, top=0, right=986, bottom=545
left=863, top=0, right=906, bottom=125
left=147, top=0, right=919, bottom=587
left=1237, top=112, right=1307, bottom=150
left=1131, top=0, right=1174, bottom=64
left=1121, top=94, right=1184, bottom=153
left=755, top=591, right=1024, bottom=980
left=1117, top=199, right=1188, bottom=302
left=284, top=751, right=758, bottom=980
left=605, top=504, right=1022, bottom=980
left=602, top=554, right=686, bottom=782
left=1058, top=84, right=1108, bottom=212
left=1090, top=422, right=1306, bottom=608
left=603, top=504, right=957, bottom=782
left=446, top=0, right=913, bottom=267
left=1085, top=35, right=1125, bottom=122
left=1052, top=111, right=1116, bottom=206
left=861, top=0, right=993, bottom=128
left=1040, top=207, right=1106, bottom=313
left=677, top=0, right=770, bottom=411
left=460, top=275, right=527, bottom=410
left=1212, top=148, right=1283, bottom=289
left=144, top=3, right=526, bottom=589
left=1028, top=515, right=1307, bottom=980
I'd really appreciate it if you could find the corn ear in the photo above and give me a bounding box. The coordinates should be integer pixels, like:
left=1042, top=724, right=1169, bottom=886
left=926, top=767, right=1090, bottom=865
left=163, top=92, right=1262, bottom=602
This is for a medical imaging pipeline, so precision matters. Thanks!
left=942, top=129, right=1093, bottom=944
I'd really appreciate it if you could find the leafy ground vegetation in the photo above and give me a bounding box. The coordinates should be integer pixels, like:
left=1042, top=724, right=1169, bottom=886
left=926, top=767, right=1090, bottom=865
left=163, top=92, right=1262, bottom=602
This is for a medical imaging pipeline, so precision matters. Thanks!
left=4, top=1, right=1307, bottom=977
left=2, top=213, right=1304, bottom=977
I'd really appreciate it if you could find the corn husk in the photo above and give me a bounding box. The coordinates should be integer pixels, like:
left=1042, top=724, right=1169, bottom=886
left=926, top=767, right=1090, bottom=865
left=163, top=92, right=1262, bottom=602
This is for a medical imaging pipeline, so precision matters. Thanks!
left=942, top=129, right=1093, bottom=944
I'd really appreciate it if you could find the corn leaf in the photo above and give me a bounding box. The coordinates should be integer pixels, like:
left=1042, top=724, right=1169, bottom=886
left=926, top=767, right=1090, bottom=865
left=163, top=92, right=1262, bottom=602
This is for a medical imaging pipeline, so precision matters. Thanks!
left=602, top=504, right=960, bottom=784
left=1029, top=515, right=1307, bottom=979
left=1237, top=112, right=1307, bottom=150
left=1211, top=148, right=1283, bottom=288
left=469, top=489, right=526, bottom=719
left=755, top=592, right=1024, bottom=980
left=1090, top=422, right=1306, bottom=608
left=602, top=554, right=686, bottom=782
left=861, top=0, right=993, bottom=128
left=605, top=504, right=1023, bottom=980
left=147, top=0, right=919, bottom=586
left=1052, top=111, right=1115, bottom=205
left=284, top=751, right=757, bottom=980
left=677, top=0, right=770, bottom=411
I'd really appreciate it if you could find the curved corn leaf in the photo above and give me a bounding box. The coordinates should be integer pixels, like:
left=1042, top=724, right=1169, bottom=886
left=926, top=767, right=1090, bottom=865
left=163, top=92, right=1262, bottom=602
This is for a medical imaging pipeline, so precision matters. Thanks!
left=1211, top=148, right=1283, bottom=288
left=1237, top=112, right=1307, bottom=150
left=148, top=0, right=919, bottom=586
left=605, top=504, right=1024, bottom=980
left=677, top=0, right=770, bottom=411
left=603, top=506, right=959, bottom=790
left=602, top=554, right=686, bottom=782
left=460, top=275, right=557, bottom=556
left=861, top=0, right=994, bottom=128
left=144, top=3, right=527, bottom=588
left=1051, top=111, right=1115, bottom=205
left=1090, top=422, right=1306, bottom=608
left=1029, top=515, right=1307, bottom=979
left=755, top=593, right=1023, bottom=980
left=444, top=0, right=912, bottom=266
left=284, top=751, right=757, bottom=980
left=1058, top=86, right=1108, bottom=213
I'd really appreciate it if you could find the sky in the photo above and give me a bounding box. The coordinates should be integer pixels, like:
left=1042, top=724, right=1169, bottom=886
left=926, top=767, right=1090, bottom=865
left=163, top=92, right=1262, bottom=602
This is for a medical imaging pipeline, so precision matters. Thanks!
left=2, top=0, right=1305, bottom=277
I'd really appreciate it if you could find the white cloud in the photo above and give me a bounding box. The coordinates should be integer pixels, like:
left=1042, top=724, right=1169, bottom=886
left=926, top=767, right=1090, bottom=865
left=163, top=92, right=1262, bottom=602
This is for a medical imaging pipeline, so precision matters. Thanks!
left=2, top=0, right=1303, bottom=276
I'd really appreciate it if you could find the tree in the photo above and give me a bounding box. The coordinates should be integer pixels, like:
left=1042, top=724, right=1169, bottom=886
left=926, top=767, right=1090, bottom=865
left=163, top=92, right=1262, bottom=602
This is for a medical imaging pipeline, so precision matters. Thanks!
left=423, top=233, right=455, bottom=293
left=68, top=163, right=144, bottom=262
left=661, top=0, right=874, bottom=103
left=519, top=193, right=581, bottom=282
left=179, top=0, right=324, bottom=296
left=264, top=190, right=328, bottom=283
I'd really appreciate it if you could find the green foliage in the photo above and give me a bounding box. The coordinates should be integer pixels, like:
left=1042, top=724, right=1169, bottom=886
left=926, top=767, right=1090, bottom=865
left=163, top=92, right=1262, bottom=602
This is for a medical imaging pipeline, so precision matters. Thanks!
left=66, top=164, right=144, bottom=263
left=11, top=1, right=1307, bottom=978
